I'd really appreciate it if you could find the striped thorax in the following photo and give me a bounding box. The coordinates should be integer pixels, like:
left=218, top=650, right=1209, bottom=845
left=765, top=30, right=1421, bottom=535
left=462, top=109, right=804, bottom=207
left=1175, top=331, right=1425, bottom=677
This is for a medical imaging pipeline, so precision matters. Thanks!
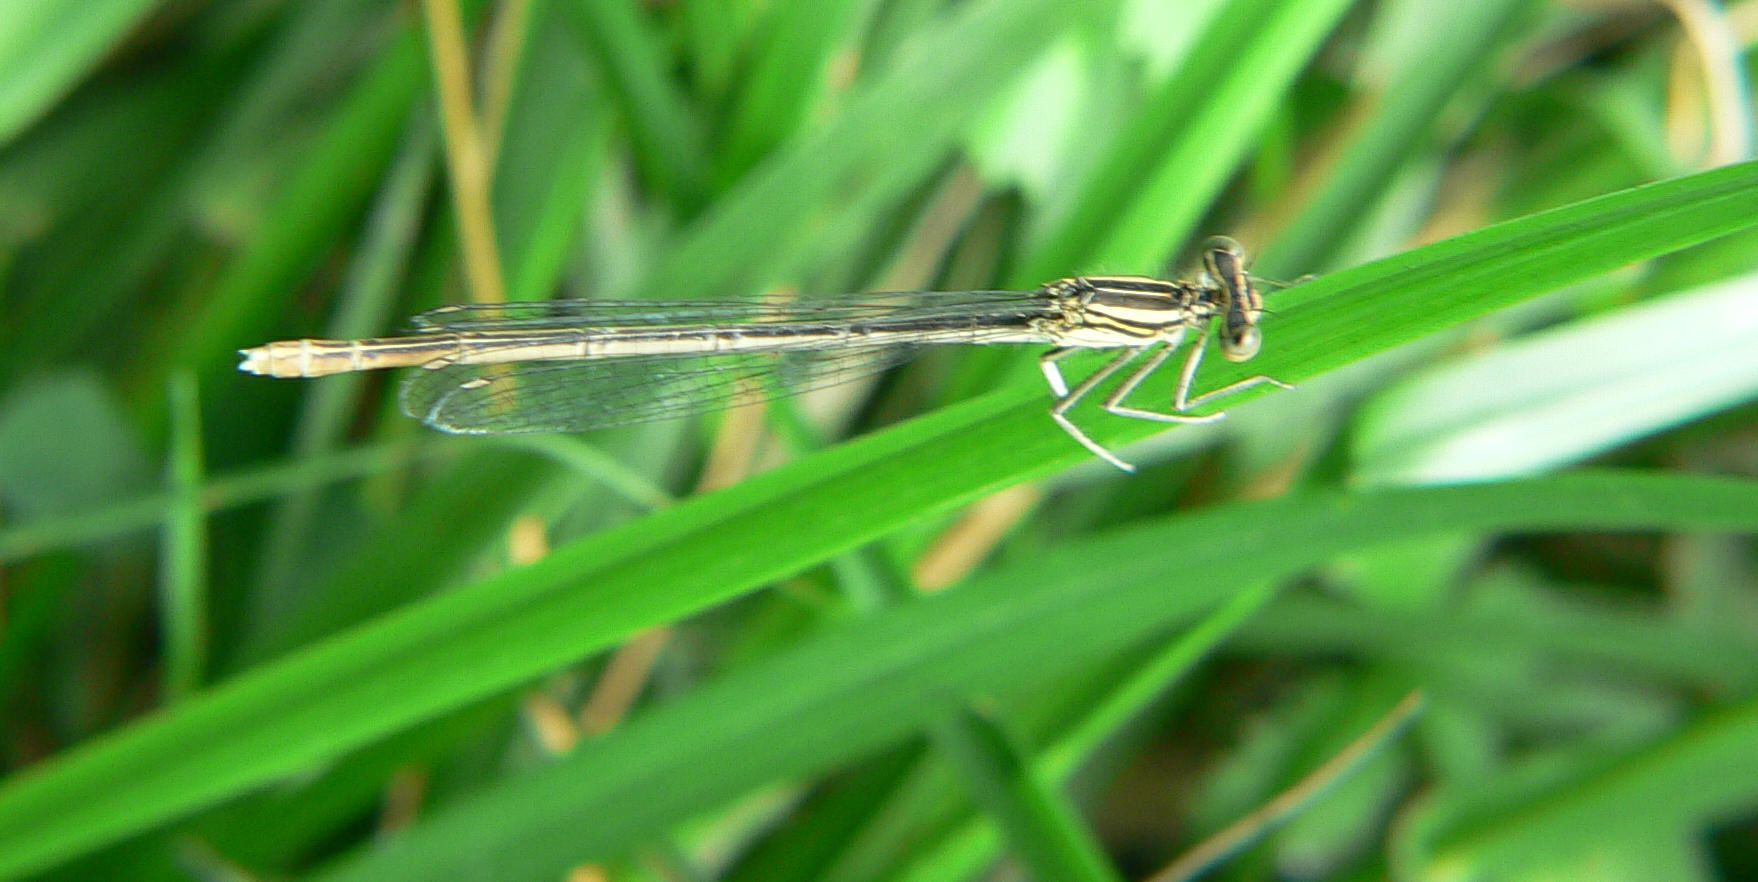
left=1035, top=236, right=1264, bottom=351
left=1038, top=275, right=1211, bottom=348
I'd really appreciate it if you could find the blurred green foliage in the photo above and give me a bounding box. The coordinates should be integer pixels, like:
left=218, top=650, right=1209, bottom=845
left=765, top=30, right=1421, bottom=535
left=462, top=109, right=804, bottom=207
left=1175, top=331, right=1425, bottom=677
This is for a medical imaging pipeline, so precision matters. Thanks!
left=2, top=1, right=1757, bottom=880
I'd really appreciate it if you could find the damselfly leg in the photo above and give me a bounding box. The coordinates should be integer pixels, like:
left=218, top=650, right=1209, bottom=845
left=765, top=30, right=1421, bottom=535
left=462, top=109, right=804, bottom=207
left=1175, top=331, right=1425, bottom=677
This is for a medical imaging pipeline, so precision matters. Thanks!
left=1040, top=324, right=1293, bottom=472
left=1043, top=345, right=1148, bottom=471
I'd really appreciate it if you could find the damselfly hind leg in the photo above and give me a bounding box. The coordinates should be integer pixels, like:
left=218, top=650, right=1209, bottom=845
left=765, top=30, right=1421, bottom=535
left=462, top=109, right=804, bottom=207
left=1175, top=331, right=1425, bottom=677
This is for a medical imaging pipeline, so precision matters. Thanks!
left=1037, top=346, right=1076, bottom=397
left=1043, top=346, right=1146, bottom=472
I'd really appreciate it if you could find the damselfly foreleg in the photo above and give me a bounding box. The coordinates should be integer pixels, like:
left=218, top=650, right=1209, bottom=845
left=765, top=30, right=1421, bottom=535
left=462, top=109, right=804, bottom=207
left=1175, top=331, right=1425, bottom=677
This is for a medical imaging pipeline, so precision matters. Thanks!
left=1104, top=331, right=1293, bottom=424
left=1174, top=371, right=1295, bottom=411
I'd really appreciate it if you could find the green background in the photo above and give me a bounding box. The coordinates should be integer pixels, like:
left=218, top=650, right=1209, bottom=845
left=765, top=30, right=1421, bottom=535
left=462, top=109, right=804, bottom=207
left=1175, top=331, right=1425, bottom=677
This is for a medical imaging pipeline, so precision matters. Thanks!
left=2, top=0, right=1758, bottom=880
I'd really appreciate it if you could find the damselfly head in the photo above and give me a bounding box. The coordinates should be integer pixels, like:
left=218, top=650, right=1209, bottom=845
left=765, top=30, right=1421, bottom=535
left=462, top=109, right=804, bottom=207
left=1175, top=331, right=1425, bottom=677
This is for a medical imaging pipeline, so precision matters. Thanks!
left=1199, top=236, right=1264, bottom=363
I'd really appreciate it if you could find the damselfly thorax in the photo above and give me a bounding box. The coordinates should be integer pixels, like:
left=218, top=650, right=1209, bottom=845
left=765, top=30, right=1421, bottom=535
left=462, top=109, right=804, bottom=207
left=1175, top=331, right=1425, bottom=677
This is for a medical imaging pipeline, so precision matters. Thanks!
left=239, top=237, right=1291, bottom=471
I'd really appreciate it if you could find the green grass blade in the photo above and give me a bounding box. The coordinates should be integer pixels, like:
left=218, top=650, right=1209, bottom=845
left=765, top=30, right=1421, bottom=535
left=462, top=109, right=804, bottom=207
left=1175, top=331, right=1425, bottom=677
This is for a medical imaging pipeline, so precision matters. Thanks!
left=643, top=0, right=1116, bottom=300
left=1354, top=273, right=1758, bottom=484
left=292, top=472, right=1758, bottom=881
left=158, top=371, right=208, bottom=702
left=928, top=708, right=1121, bottom=882
left=1259, top=160, right=1758, bottom=388
left=491, top=8, right=605, bottom=303
left=888, top=579, right=1287, bottom=880
left=0, top=439, right=452, bottom=564
left=712, top=0, right=881, bottom=181
left=233, top=447, right=565, bottom=666
left=1017, top=0, right=1354, bottom=283
left=560, top=0, right=709, bottom=207
left=0, top=2, right=392, bottom=382
left=718, top=742, right=928, bottom=882
left=1237, top=592, right=1758, bottom=695
left=1429, top=696, right=1758, bottom=877
left=1256, top=0, right=1532, bottom=278
left=0, top=0, right=159, bottom=144
left=0, top=372, right=151, bottom=523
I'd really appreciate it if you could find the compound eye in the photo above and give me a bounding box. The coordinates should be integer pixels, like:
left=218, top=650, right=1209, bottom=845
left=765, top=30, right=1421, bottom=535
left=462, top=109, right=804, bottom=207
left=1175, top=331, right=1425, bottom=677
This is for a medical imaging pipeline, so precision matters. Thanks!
left=1221, top=325, right=1261, bottom=362
left=1202, top=235, right=1244, bottom=257
left=1201, top=237, right=1245, bottom=283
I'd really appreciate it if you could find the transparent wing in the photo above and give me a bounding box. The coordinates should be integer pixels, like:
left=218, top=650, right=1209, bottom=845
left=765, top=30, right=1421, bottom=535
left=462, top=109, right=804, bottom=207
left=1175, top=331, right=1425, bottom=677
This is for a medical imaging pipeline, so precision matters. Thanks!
left=400, top=345, right=927, bottom=434
left=405, top=291, right=1049, bottom=332
left=397, top=291, right=1062, bottom=434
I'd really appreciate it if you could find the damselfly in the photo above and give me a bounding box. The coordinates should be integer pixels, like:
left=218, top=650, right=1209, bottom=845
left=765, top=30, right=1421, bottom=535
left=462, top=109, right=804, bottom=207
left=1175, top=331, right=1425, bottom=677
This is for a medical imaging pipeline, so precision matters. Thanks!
left=239, top=236, right=1291, bottom=471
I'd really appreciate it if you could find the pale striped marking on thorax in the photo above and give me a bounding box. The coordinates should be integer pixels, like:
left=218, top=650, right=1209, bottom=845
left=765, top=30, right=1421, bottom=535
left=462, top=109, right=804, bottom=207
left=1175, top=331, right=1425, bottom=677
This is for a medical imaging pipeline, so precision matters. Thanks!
left=1065, top=275, right=1206, bottom=340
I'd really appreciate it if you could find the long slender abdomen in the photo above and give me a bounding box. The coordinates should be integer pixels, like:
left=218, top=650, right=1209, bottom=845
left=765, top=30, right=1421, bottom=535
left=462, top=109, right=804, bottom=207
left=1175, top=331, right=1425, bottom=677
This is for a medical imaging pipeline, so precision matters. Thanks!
left=238, top=335, right=470, bottom=377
